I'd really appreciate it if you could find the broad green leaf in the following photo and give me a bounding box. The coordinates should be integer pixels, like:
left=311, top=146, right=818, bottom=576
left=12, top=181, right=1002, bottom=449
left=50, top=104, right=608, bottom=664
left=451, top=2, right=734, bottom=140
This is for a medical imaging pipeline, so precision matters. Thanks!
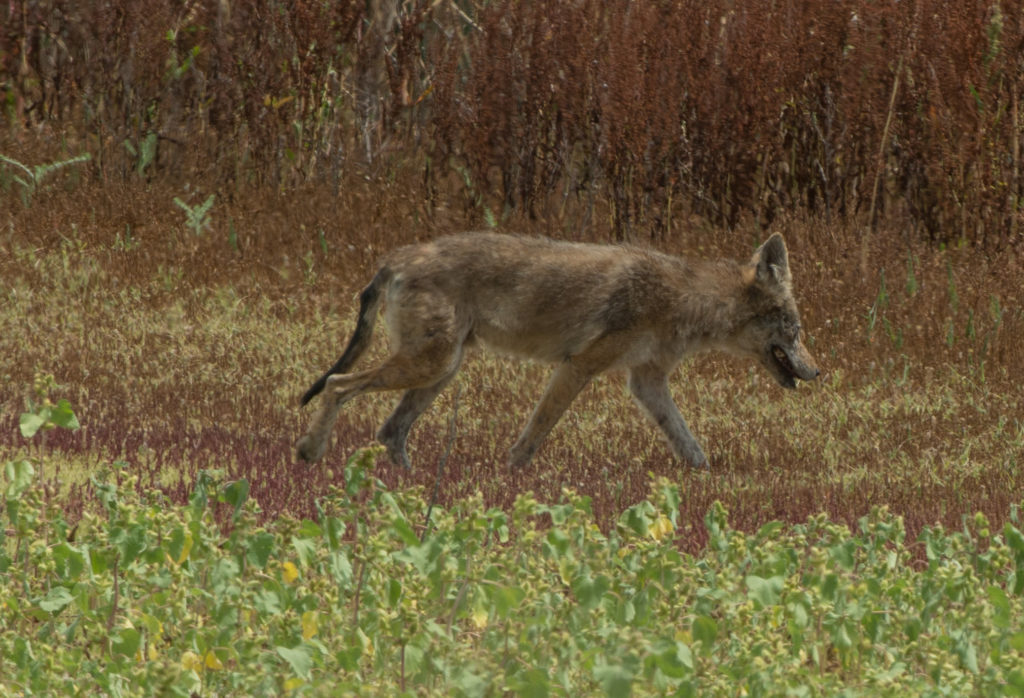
left=832, top=621, right=853, bottom=649
left=19, top=412, right=47, bottom=438
left=593, top=662, right=633, bottom=698
left=111, top=525, right=148, bottom=567
left=692, top=615, right=718, bottom=647
left=393, top=537, right=443, bottom=575
left=11, top=637, right=33, bottom=669
left=652, top=639, right=694, bottom=678
left=168, top=527, right=193, bottom=565
left=755, top=520, right=784, bottom=541
left=507, top=667, right=550, bottom=698
left=38, top=586, right=74, bottom=613
left=5, top=459, right=35, bottom=498
left=1009, top=630, right=1024, bottom=652
left=820, top=573, right=839, bottom=601
left=1007, top=523, right=1024, bottom=556
left=112, top=627, right=142, bottom=658
left=571, top=572, right=610, bottom=611
left=618, top=501, right=656, bottom=538
left=50, top=399, right=80, bottom=430
left=89, top=546, right=113, bottom=575
left=51, top=543, right=86, bottom=580
left=955, top=633, right=979, bottom=674
left=276, top=644, right=312, bottom=680
left=296, top=518, right=322, bottom=539
left=829, top=541, right=856, bottom=570
left=324, top=516, right=345, bottom=549
left=254, top=588, right=283, bottom=616
left=745, top=575, right=784, bottom=608
left=988, top=585, right=1011, bottom=629
left=220, top=479, right=249, bottom=518
left=483, top=584, right=525, bottom=619
left=1009, top=669, right=1024, bottom=690
left=291, top=536, right=317, bottom=566
left=246, top=531, right=276, bottom=569
left=329, top=551, right=353, bottom=587
left=876, top=661, right=906, bottom=681
left=449, top=664, right=489, bottom=698
left=210, top=557, right=240, bottom=595
left=391, top=516, right=420, bottom=546
left=788, top=601, right=810, bottom=630
left=387, top=578, right=402, bottom=607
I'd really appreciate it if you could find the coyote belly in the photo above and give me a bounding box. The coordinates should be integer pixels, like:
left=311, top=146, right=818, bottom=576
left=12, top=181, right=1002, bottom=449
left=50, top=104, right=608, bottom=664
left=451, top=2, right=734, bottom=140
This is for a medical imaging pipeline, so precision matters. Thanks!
left=296, top=232, right=819, bottom=470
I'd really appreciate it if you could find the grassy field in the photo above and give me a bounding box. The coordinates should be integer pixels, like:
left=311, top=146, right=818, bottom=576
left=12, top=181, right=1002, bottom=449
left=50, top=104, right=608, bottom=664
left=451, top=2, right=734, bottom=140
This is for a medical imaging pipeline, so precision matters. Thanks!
left=2, top=178, right=1022, bottom=545
left=4, top=1, right=1024, bottom=692
left=2, top=177, right=1024, bottom=693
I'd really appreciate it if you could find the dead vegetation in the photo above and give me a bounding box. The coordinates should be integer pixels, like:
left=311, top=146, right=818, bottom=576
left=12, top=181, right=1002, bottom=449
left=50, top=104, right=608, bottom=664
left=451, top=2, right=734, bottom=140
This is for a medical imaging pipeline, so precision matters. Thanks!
left=2, top=0, right=1023, bottom=550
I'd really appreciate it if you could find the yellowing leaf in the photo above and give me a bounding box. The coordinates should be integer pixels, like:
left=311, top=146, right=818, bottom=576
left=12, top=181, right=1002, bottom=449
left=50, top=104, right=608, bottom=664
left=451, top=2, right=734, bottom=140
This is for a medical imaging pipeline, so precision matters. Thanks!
left=181, top=650, right=202, bottom=671
left=177, top=532, right=194, bottom=564
left=282, top=561, right=299, bottom=584
left=558, top=561, right=573, bottom=587
left=284, top=677, right=305, bottom=691
left=204, top=650, right=224, bottom=670
left=649, top=514, right=675, bottom=542
left=148, top=644, right=159, bottom=661
left=358, top=627, right=374, bottom=658
left=471, top=605, right=488, bottom=629
left=301, top=610, right=318, bottom=640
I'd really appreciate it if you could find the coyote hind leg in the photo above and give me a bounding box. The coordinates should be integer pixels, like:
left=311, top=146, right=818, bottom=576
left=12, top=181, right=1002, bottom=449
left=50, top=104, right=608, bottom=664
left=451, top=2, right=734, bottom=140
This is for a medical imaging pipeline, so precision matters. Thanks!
left=296, top=375, right=358, bottom=463
left=296, top=293, right=464, bottom=464
left=376, top=354, right=462, bottom=469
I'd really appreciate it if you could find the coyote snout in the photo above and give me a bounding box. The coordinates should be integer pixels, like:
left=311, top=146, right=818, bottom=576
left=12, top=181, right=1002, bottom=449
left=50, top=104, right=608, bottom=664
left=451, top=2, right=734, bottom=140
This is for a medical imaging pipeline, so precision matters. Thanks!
left=296, top=232, right=819, bottom=471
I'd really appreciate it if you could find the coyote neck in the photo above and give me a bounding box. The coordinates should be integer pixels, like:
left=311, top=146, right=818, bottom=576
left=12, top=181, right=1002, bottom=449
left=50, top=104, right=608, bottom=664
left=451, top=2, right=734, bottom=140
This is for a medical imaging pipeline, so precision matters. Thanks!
left=669, top=262, right=752, bottom=355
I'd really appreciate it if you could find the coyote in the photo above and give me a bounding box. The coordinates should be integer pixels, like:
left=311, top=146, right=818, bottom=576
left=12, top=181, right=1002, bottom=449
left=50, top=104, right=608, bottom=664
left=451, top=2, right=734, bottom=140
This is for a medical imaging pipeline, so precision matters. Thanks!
left=297, top=232, right=819, bottom=470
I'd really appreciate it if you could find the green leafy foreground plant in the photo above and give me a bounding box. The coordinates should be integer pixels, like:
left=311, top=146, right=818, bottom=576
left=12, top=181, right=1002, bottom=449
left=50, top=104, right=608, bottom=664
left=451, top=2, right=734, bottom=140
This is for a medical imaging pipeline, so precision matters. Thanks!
left=4, top=440, right=1024, bottom=695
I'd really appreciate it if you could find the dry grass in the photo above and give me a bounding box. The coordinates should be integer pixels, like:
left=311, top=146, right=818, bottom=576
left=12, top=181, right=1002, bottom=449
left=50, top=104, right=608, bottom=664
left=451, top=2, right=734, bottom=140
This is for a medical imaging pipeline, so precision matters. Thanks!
left=4, top=1, right=1024, bottom=239
left=3, top=1, right=1023, bottom=551
left=2, top=174, right=1021, bottom=553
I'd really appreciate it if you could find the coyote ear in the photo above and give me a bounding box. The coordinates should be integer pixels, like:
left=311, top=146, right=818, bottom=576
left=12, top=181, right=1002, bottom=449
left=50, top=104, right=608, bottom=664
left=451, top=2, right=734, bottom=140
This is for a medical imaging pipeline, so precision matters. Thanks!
left=753, top=233, right=790, bottom=285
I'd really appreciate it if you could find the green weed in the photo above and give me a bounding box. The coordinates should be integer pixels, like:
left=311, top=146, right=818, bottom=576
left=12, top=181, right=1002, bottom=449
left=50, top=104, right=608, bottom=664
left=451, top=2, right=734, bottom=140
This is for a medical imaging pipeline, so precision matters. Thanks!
left=173, top=194, right=215, bottom=236
left=4, top=446, right=1024, bottom=695
left=0, top=151, right=92, bottom=207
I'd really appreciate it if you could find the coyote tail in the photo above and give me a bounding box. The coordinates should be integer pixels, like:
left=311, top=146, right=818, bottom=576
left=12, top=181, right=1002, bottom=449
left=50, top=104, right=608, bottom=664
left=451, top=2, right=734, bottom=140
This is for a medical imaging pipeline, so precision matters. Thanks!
left=300, top=266, right=391, bottom=406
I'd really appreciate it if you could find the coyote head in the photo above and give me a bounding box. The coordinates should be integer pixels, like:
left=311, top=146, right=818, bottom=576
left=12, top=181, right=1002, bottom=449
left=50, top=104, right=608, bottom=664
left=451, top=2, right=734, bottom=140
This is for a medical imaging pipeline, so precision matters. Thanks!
left=738, top=234, right=820, bottom=389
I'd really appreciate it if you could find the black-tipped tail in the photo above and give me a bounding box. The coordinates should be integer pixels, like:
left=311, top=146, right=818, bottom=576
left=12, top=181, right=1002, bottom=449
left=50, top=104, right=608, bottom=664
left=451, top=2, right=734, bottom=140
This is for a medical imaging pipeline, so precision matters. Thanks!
left=300, top=267, right=390, bottom=405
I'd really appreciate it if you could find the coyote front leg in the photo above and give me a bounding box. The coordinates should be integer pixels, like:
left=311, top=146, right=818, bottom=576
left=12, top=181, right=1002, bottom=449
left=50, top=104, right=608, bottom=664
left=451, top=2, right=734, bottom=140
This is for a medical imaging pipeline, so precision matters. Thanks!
left=509, top=362, right=595, bottom=469
left=628, top=363, right=709, bottom=469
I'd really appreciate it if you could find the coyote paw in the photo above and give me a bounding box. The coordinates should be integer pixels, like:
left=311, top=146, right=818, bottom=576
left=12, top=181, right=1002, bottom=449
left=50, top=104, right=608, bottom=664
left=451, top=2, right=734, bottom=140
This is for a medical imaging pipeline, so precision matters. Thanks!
left=376, top=425, right=412, bottom=470
left=296, top=434, right=327, bottom=463
left=507, top=442, right=534, bottom=471
left=382, top=441, right=412, bottom=470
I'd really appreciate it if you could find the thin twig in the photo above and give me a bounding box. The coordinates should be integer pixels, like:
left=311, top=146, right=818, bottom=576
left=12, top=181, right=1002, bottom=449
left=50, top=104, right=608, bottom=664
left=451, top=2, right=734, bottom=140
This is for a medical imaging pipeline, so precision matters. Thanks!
left=422, top=384, right=461, bottom=541
left=352, top=557, right=367, bottom=628
left=862, top=54, right=904, bottom=276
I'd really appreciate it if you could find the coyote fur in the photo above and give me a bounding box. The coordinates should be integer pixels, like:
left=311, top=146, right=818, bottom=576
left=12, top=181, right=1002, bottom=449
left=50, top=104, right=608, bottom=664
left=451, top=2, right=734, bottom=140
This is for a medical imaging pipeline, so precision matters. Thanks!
left=297, top=232, right=819, bottom=469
